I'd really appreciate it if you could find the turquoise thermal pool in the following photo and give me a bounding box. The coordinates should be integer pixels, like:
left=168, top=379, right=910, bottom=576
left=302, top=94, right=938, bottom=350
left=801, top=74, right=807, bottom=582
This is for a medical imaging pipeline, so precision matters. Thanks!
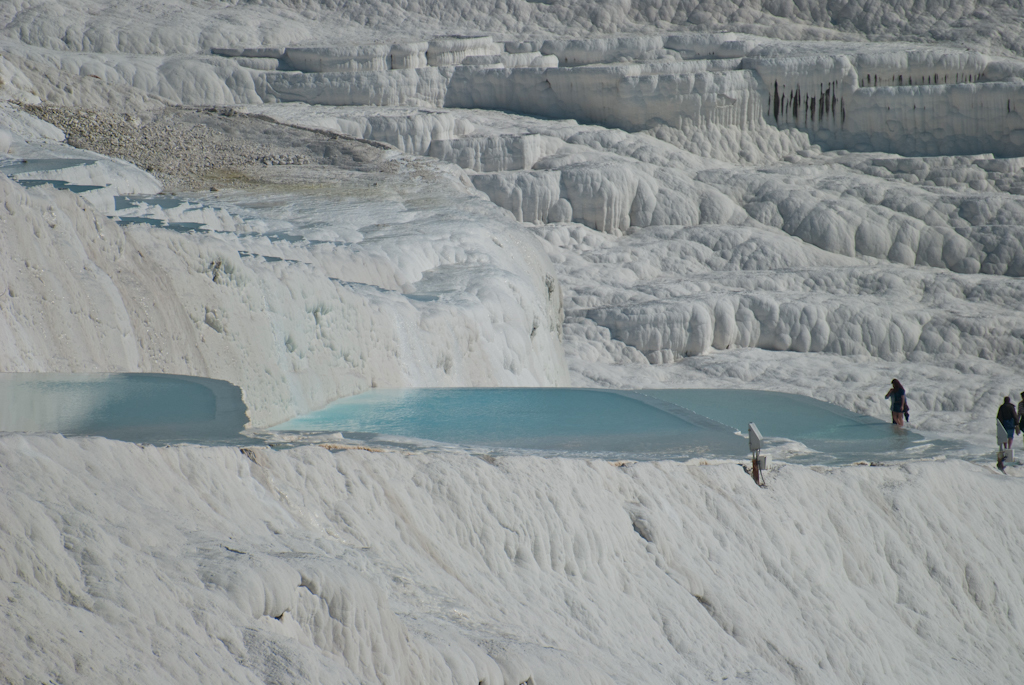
left=0, top=373, right=250, bottom=445
left=0, top=374, right=965, bottom=463
left=276, top=387, right=948, bottom=464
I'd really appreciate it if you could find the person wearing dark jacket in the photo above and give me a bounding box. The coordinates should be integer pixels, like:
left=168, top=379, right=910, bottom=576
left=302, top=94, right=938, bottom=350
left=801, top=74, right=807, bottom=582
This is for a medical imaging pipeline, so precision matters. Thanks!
left=1017, top=392, right=1024, bottom=436
left=998, top=397, right=1018, bottom=448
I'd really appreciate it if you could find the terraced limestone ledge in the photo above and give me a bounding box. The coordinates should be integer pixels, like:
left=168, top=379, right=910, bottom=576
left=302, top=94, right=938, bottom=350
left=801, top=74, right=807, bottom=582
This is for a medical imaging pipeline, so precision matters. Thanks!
left=211, top=33, right=1024, bottom=157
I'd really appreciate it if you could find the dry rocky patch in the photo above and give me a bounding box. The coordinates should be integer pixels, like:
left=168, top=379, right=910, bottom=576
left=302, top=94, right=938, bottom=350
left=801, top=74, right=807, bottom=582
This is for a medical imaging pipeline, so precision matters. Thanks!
left=23, top=104, right=395, bottom=192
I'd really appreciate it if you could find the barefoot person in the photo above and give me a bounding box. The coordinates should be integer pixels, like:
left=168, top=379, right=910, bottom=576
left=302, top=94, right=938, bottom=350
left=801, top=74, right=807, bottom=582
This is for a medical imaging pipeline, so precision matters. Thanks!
left=885, top=379, right=907, bottom=427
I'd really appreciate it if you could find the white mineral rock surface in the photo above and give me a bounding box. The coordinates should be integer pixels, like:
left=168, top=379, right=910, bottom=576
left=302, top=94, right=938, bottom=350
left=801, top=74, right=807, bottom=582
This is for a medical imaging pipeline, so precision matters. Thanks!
left=3, top=0, right=1024, bottom=683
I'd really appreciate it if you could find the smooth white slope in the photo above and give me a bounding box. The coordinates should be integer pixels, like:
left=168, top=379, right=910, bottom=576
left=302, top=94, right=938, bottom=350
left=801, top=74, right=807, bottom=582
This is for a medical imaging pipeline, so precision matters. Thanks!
left=0, top=118, right=568, bottom=426
left=2, top=434, right=1023, bottom=684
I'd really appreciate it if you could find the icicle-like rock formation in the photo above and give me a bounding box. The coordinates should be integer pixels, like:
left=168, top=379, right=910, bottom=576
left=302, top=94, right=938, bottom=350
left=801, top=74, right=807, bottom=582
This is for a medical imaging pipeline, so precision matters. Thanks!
left=230, top=33, right=1024, bottom=157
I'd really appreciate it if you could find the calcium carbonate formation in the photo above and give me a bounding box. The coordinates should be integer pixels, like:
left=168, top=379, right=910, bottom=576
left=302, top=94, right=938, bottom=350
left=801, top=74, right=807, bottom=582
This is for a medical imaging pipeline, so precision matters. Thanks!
left=5, top=1, right=1024, bottom=684
left=3, top=23, right=1024, bottom=435
left=208, top=33, right=1024, bottom=158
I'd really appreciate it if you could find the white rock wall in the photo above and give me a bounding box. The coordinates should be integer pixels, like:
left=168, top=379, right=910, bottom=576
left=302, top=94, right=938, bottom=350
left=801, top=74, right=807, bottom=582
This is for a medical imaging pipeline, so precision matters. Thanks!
left=748, top=48, right=1024, bottom=156
left=260, top=67, right=452, bottom=107
left=854, top=49, right=989, bottom=88
left=390, top=42, right=429, bottom=70
left=284, top=45, right=392, bottom=73
left=426, top=36, right=502, bottom=67
left=247, top=35, right=1024, bottom=160
left=428, top=134, right=564, bottom=172
left=440, top=59, right=764, bottom=131
left=830, top=82, right=1024, bottom=157
left=749, top=55, right=856, bottom=133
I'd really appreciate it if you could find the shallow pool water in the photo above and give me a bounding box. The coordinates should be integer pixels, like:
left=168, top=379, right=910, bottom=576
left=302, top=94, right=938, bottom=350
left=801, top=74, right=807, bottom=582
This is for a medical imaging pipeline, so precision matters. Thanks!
left=275, top=387, right=959, bottom=464
left=0, top=373, right=251, bottom=444
left=0, top=374, right=973, bottom=463
left=638, top=389, right=921, bottom=457
left=277, top=388, right=747, bottom=457
left=0, top=158, right=95, bottom=174
left=14, top=179, right=106, bottom=193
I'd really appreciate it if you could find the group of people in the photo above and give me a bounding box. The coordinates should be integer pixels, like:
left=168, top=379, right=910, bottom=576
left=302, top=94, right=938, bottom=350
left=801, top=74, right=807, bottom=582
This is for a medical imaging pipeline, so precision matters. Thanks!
left=887, top=380, right=1024, bottom=471
left=997, top=392, right=1024, bottom=447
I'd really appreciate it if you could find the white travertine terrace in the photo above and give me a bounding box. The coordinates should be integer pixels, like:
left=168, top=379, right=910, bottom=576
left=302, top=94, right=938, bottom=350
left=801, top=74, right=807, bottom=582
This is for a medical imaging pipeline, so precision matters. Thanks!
left=238, top=33, right=1024, bottom=157
left=4, top=1, right=1024, bottom=682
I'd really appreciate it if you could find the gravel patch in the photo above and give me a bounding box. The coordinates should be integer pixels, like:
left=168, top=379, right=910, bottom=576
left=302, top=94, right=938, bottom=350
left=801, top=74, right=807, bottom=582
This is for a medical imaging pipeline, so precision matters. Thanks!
left=23, top=104, right=395, bottom=192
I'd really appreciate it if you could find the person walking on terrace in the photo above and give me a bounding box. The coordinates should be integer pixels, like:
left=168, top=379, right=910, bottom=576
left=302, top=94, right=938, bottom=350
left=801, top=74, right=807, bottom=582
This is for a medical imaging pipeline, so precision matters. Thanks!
left=885, top=379, right=907, bottom=427
left=998, top=396, right=1017, bottom=449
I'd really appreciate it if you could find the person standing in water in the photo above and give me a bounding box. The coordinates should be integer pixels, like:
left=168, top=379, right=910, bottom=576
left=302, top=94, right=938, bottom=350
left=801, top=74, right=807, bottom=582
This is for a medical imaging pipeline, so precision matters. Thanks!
left=997, top=396, right=1017, bottom=449
left=885, top=379, right=907, bottom=427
